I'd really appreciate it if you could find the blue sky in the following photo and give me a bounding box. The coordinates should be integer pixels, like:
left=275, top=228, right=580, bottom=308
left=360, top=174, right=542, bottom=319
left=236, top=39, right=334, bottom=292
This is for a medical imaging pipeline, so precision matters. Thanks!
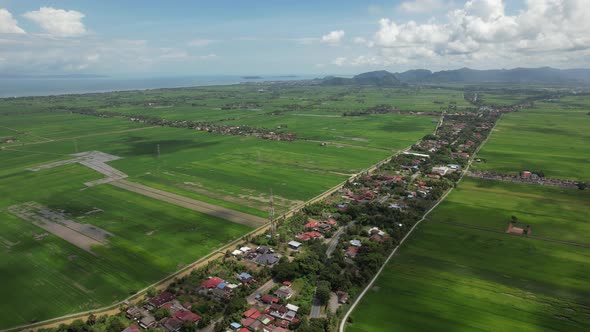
left=0, top=1, right=588, bottom=77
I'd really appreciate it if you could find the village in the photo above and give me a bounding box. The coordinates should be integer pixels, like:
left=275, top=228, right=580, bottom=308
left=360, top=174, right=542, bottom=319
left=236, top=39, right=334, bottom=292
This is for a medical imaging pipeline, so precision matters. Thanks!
left=77, top=104, right=502, bottom=332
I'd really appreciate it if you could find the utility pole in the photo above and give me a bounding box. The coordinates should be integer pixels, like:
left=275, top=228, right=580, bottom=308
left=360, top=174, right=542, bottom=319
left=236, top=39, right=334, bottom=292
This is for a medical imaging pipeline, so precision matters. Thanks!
left=156, top=144, right=160, bottom=159
left=269, top=188, right=275, bottom=237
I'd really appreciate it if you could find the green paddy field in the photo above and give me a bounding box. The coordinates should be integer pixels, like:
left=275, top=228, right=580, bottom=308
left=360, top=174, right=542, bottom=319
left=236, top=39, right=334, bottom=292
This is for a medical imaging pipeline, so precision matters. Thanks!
left=347, top=178, right=590, bottom=332
left=0, top=84, right=438, bottom=328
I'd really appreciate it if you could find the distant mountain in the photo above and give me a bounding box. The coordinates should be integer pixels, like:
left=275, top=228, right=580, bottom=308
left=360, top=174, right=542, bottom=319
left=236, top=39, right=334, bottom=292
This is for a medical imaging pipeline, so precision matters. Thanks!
left=393, top=67, right=590, bottom=85
left=394, top=69, right=433, bottom=83
left=322, top=67, right=590, bottom=86
left=353, top=70, right=401, bottom=86
left=321, top=70, right=401, bottom=86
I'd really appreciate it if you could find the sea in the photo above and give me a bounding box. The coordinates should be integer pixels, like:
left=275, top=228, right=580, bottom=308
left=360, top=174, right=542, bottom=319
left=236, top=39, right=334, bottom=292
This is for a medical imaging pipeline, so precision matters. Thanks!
left=0, top=75, right=316, bottom=98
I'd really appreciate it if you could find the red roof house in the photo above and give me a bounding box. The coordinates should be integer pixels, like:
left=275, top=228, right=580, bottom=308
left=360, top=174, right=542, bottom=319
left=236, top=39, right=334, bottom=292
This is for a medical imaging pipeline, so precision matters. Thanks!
left=200, top=277, right=224, bottom=289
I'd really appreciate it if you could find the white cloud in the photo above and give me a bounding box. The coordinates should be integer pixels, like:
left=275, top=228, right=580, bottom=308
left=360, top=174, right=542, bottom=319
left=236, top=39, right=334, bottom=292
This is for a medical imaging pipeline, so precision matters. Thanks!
left=353, top=37, right=367, bottom=44
left=332, top=57, right=347, bottom=66
left=0, top=8, right=25, bottom=34
left=343, top=0, right=590, bottom=68
left=24, top=7, right=86, bottom=37
left=397, top=0, right=452, bottom=14
left=321, top=30, right=345, bottom=44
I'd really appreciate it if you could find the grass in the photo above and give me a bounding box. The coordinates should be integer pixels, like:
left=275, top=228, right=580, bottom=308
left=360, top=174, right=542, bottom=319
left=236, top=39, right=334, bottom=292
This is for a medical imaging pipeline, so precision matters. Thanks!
left=430, top=178, right=590, bottom=244
left=474, top=100, right=590, bottom=181
left=347, top=178, right=590, bottom=332
left=0, top=84, right=443, bottom=328
left=0, top=162, right=251, bottom=329
left=347, top=222, right=590, bottom=332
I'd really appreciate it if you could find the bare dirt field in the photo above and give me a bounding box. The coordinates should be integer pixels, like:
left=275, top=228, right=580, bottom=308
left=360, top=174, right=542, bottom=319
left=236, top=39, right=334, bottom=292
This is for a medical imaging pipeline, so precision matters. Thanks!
left=7, top=202, right=112, bottom=253
left=111, top=180, right=267, bottom=227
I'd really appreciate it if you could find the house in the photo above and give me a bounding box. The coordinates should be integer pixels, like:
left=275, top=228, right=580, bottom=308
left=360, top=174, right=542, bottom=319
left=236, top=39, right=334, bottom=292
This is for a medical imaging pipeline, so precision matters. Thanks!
left=138, top=313, right=156, bottom=329
left=240, top=246, right=252, bottom=254
left=244, top=307, right=262, bottom=319
left=346, top=247, right=359, bottom=258
left=122, top=325, right=141, bottom=332
left=336, top=291, right=349, bottom=304
left=370, top=234, right=384, bottom=242
left=232, top=249, right=243, bottom=256
left=285, top=304, right=299, bottom=312
left=125, top=307, right=142, bottom=320
left=260, top=294, right=279, bottom=304
left=161, top=318, right=183, bottom=332
left=349, top=239, right=362, bottom=247
left=238, top=272, right=255, bottom=284
left=275, top=286, right=294, bottom=299
left=268, top=303, right=297, bottom=322
left=182, top=302, right=192, bottom=309
left=432, top=166, right=449, bottom=176
left=325, top=218, right=338, bottom=225
left=521, top=170, right=532, bottom=178
left=200, top=277, right=224, bottom=289
left=256, top=246, right=271, bottom=254
left=296, top=231, right=322, bottom=241
left=282, top=281, right=292, bottom=287
left=173, top=310, right=201, bottom=324
left=145, top=291, right=175, bottom=310
left=304, top=220, right=319, bottom=229
left=288, top=240, right=302, bottom=250
left=255, top=253, right=280, bottom=266
left=229, top=322, right=241, bottom=330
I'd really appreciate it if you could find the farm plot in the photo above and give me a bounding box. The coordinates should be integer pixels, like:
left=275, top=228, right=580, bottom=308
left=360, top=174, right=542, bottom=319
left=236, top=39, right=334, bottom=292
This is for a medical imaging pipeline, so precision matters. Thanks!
left=347, top=221, right=590, bottom=332
left=474, top=100, right=590, bottom=181
left=430, top=178, right=590, bottom=245
left=0, top=161, right=252, bottom=329
left=7, top=127, right=395, bottom=214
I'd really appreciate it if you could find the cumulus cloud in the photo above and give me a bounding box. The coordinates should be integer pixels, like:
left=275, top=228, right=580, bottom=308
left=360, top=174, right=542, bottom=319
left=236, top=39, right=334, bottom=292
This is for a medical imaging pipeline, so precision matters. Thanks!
left=397, top=0, right=452, bottom=14
left=0, top=8, right=25, bottom=34
left=321, top=30, right=345, bottom=44
left=24, top=7, right=86, bottom=37
left=337, top=0, right=590, bottom=68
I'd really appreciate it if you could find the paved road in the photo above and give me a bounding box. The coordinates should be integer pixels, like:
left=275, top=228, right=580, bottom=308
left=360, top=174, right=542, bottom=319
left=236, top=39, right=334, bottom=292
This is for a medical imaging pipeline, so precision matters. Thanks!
left=246, top=279, right=278, bottom=305
left=111, top=180, right=267, bottom=228
left=310, top=221, right=356, bottom=318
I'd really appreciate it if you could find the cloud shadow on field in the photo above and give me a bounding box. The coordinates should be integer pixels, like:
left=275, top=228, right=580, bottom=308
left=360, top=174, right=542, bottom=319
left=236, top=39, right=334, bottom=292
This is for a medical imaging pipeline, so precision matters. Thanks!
left=115, top=136, right=220, bottom=156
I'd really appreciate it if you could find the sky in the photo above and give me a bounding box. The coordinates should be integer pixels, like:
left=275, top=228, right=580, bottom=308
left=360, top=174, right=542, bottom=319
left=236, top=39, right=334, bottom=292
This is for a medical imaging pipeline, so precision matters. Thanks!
left=0, top=0, right=589, bottom=77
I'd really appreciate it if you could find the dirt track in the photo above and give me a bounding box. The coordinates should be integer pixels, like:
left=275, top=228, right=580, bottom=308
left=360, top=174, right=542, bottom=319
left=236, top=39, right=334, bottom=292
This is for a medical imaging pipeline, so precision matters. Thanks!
left=110, top=180, right=267, bottom=228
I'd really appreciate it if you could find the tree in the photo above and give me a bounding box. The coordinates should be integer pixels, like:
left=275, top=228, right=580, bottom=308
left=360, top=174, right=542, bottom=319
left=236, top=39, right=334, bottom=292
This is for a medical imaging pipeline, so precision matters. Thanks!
left=154, top=308, right=171, bottom=320
left=511, top=215, right=518, bottom=223
left=577, top=182, right=588, bottom=190
left=86, top=313, right=96, bottom=326
left=316, top=282, right=331, bottom=306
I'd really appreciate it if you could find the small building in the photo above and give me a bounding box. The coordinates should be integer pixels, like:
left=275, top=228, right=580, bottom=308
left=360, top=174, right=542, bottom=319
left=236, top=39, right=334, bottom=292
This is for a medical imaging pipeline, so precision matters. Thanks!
left=238, top=272, right=254, bottom=284
left=346, top=247, right=359, bottom=258
left=255, top=253, right=280, bottom=266
left=260, top=294, right=279, bottom=304
left=305, top=220, right=319, bottom=229
left=275, top=286, right=294, bottom=299
left=288, top=240, right=302, bottom=250
left=349, top=239, right=362, bottom=247
left=229, top=322, right=241, bottom=330
left=145, top=291, right=175, bottom=310
left=336, top=291, right=349, bottom=304
left=200, top=277, right=224, bottom=289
